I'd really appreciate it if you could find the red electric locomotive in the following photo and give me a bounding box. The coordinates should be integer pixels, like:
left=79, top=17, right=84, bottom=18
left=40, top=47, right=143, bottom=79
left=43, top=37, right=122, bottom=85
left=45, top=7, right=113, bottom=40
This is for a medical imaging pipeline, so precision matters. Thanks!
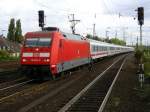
left=20, top=27, right=90, bottom=79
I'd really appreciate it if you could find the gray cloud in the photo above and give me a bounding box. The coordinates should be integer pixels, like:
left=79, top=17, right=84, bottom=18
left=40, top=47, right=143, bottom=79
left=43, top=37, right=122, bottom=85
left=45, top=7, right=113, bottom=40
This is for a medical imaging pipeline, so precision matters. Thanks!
left=0, top=0, right=150, bottom=44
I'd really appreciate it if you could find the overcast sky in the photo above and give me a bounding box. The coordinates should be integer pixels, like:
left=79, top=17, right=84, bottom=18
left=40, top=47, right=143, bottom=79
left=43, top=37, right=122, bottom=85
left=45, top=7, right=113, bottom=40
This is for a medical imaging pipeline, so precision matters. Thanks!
left=0, top=0, right=150, bottom=45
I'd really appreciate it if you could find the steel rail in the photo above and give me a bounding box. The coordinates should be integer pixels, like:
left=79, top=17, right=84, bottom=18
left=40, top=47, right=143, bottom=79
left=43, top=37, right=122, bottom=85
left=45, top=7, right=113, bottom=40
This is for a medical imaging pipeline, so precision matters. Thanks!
left=0, top=80, right=34, bottom=102
left=98, top=56, right=127, bottom=112
left=58, top=56, right=124, bottom=112
left=0, top=77, right=25, bottom=87
left=0, top=79, right=33, bottom=91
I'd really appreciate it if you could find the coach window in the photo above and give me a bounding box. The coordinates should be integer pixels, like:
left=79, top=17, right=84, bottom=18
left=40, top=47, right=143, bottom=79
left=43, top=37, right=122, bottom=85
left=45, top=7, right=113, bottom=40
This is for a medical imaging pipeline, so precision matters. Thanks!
left=94, top=45, right=96, bottom=52
left=100, top=46, right=102, bottom=51
left=98, top=46, right=100, bottom=51
left=99, top=46, right=101, bottom=51
left=96, top=46, right=98, bottom=51
left=92, top=45, right=94, bottom=52
left=104, top=47, right=106, bottom=51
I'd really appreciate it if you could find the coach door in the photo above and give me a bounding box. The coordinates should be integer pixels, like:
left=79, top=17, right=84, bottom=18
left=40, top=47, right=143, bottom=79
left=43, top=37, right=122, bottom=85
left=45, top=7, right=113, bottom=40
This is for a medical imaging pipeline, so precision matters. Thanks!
left=59, top=39, right=65, bottom=72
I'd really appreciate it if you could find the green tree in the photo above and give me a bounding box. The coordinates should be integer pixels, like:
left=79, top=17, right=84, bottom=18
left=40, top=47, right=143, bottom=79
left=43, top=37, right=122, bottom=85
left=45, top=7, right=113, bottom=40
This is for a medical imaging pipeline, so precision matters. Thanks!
left=7, top=18, right=15, bottom=41
left=110, top=38, right=126, bottom=46
left=94, top=36, right=103, bottom=41
left=86, top=34, right=93, bottom=39
left=86, top=34, right=103, bottom=41
left=15, top=19, right=23, bottom=43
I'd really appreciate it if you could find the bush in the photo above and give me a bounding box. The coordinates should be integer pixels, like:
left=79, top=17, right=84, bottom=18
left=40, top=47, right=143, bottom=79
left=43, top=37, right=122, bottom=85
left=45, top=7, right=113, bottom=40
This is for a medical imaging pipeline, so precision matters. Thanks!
left=0, top=50, right=19, bottom=61
left=144, top=62, right=150, bottom=77
left=143, top=56, right=150, bottom=62
left=0, top=50, right=9, bottom=58
left=135, top=49, right=144, bottom=63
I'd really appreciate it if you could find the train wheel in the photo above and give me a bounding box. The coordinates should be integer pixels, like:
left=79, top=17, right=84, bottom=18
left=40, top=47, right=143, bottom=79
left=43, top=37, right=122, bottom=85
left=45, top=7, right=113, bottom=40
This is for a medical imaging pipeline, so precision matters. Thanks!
left=60, top=72, right=65, bottom=77
left=52, top=74, right=57, bottom=80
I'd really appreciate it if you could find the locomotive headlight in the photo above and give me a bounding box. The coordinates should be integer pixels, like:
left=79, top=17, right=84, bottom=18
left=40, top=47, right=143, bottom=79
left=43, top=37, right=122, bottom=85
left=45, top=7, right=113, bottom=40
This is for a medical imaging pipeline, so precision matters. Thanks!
left=22, top=59, right=27, bottom=62
left=46, top=59, right=50, bottom=62
left=51, top=64, right=56, bottom=68
left=51, top=64, right=56, bottom=73
left=43, top=58, right=50, bottom=62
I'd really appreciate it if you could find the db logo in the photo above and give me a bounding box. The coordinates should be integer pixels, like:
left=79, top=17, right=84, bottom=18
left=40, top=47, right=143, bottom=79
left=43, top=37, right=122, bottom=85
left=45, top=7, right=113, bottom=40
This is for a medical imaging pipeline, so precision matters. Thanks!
left=33, top=53, right=39, bottom=57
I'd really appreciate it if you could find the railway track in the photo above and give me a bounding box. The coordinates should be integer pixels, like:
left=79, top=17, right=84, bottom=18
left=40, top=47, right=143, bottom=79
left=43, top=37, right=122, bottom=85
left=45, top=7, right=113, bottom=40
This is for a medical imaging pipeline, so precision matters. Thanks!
left=0, top=54, right=129, bottom=112
left=0, top=77, right=25, bottom=88
left=0, top=79, right=34, bottom=102
left=0, top=61, right=19, bottom=70
left=0, top=69, right=18, bottom=76
left=16, top=55, right=122, bottom=112
left=0, top=69, right=22, bottom=83
left=58, top=55, right=127, bottom=112
left=0, top=79, right=33, bottom=91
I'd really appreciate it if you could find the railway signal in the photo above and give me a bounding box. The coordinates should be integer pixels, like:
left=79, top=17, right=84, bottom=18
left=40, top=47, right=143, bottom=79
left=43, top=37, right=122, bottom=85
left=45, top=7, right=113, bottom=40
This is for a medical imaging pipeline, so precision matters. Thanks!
left=38, top=10, right=45, bottom=29
left=136, top=7, right=144, bottom=50
left=138, top=7, right=144, bottom=25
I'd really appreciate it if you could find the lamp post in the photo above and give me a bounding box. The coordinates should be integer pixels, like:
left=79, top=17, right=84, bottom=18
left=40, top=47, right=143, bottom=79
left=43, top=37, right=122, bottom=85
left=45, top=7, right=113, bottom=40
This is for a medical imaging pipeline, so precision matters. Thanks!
left=122, top=27, right=128, bottom=42
left=105, top=27, right=111, bottom=40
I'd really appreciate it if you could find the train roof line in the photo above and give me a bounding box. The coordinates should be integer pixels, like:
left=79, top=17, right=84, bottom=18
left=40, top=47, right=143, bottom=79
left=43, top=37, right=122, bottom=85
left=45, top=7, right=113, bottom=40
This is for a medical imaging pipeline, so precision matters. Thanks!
left=88, top=39, right=132, bottom=48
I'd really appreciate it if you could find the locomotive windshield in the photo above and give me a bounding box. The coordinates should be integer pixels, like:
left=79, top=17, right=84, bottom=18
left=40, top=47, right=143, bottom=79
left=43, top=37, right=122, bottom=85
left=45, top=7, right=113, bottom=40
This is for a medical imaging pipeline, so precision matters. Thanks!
left=25, top=37, right=52, bottom=47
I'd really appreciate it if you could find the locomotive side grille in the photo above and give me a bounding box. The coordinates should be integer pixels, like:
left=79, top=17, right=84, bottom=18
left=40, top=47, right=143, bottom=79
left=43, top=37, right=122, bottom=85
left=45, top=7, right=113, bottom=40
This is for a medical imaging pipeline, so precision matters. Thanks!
left=22, top=52, right=50, bottom=58
left=22, top=53, right=33, bottom=57
left=39, top=53, right=50, bottom=57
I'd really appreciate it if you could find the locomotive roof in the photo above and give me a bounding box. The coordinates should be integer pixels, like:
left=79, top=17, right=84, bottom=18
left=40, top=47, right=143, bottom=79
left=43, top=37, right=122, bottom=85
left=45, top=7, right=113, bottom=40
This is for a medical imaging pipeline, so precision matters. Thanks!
left=61, top=32, right=84, bottom=41
left=26, top=27, right=84, bottom=41
left=26, top=31, right=84, bottom=41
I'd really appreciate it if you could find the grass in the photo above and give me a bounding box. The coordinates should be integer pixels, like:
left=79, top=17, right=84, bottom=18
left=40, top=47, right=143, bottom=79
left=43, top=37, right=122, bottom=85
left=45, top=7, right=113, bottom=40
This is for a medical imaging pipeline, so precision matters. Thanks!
left=137, top=84, right=150, bottom=102
left=144, top=55, right=150, bottom=62
left=0, top=56, right=19, bottom=61
left=144, top=62, right=150, bottom=77
left=135, top=49, right=150, bottom=111
left=0, top=50, right=19, bottom=61
left=143, top=52, right=150, bottom=77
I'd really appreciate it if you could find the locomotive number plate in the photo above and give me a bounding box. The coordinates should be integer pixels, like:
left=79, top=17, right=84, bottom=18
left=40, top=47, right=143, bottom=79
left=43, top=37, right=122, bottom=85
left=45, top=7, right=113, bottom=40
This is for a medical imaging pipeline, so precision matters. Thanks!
left=33, top=53, right=40, bottom=57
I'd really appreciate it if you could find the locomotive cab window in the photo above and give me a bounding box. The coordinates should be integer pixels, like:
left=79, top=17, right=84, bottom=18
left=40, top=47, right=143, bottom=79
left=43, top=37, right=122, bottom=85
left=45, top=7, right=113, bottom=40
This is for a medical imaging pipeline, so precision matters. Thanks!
left=25, top=38, right=52, bottom=47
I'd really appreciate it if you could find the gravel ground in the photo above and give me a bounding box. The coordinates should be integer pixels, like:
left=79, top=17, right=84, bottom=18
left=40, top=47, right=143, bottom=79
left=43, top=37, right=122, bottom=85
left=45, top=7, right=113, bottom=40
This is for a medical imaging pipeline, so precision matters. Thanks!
left=0, top=61, right=23, bottom=83
left=0, top=61, right=19, bottom=72
left=0, top=55, right=121, bottom=112
left=103, top=54, right=148, bottom=112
